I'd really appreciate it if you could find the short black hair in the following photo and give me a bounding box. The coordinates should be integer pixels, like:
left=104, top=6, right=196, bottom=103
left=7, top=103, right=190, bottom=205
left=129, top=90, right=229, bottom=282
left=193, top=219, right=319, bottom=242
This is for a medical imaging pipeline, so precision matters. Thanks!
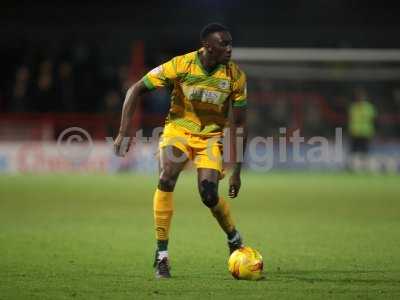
left=200, top=23, right=229, bottom=41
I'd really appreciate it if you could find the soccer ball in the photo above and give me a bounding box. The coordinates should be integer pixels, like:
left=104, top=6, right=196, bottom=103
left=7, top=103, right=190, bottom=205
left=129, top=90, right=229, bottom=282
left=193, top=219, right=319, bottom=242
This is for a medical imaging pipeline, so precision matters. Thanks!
left=228, top=246, right=264, bottom=280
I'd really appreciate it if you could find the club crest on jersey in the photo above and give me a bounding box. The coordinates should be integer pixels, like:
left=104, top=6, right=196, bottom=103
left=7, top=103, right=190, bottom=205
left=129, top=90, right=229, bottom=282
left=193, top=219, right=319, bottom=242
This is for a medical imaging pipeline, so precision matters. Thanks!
left=218, top=80, right=229, bottom=90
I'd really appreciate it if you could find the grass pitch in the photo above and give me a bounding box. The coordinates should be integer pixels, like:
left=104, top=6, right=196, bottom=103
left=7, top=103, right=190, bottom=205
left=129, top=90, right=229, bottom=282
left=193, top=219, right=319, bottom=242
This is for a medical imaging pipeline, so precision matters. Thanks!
left=1, top=172, right=400, bottom=299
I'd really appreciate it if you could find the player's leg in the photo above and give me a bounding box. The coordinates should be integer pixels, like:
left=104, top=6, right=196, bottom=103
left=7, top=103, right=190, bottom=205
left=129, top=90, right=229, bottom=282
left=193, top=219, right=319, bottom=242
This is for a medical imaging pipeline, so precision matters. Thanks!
left=197, top=168, right=243, bottom=253
left=154, top=145, right=188, bottom=278
left=347, top=136, right=360, bottom=172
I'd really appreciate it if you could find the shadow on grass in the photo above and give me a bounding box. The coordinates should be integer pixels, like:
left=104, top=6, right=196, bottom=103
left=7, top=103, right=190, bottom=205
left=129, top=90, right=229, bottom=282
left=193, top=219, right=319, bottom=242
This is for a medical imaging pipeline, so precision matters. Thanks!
left=148, top=270, right=400, bottom=286
left=272, top=270, right=400, bottom=285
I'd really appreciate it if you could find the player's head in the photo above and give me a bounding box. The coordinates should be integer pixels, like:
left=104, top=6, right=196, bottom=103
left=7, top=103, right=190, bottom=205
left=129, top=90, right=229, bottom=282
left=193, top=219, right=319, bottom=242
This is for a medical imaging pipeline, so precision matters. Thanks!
left=354, top=87, right=368, bottom=102
left=200, top=23, right=232, bottom=65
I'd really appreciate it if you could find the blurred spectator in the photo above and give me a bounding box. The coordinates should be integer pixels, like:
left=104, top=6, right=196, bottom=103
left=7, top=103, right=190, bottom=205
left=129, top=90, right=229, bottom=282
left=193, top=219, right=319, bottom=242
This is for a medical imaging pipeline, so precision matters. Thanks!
left=33, top=60, right=56, bottom=112
left=101, top=89, right=122, bottom=136
left=102, top=89, right=121, bottom=113
left=347, top=88, right=377, bottom=171
left=303, top=97, right=323, bottom=137
left=117, top=65, right=131, bottom=96
left=270, top=94, right=290, bottom=130
left=10, top=66, right=32, bottom=112
left=393, top=88, right=400, bottom=136
left=56, top=61, right=76, bottom=112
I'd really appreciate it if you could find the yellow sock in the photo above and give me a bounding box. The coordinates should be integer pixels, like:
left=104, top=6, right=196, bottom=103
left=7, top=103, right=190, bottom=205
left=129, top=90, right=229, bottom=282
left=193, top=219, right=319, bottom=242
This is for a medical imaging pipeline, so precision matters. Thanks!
left=153, top=188, right=173, bottom=241
left=210, top=197, right=235, bottom=234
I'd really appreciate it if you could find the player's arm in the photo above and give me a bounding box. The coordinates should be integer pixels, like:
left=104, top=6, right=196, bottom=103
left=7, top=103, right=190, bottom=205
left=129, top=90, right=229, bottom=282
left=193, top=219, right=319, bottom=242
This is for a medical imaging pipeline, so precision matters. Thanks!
left=229, top=106, right=247, bottom=198
left=114, top=57, right=179, bottom=156
left=114, top=79, right=149, bottom=156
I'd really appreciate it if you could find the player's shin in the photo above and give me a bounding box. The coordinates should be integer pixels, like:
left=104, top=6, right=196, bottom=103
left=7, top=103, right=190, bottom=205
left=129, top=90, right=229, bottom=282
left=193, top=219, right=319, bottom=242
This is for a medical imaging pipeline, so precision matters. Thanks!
left=210, top=197, right=243, bottom=252
left=210, top=197, right=235, bottom=235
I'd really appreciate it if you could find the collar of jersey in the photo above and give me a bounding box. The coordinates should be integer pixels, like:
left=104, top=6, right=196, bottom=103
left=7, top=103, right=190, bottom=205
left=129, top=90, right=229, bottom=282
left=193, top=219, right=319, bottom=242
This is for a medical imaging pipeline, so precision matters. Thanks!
left=195, top=49, right=223, bottom=77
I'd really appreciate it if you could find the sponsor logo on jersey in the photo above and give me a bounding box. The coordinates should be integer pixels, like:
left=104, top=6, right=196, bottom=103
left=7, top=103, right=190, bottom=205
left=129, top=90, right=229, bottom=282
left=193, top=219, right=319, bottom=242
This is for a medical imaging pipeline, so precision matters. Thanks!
left=188, top=87, right=223, bottom=105
left=201, top=90, right=221, bottom=104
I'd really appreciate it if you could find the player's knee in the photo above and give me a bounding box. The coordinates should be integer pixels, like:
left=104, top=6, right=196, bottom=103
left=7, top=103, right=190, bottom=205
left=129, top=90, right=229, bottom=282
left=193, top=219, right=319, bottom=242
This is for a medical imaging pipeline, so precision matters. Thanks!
left=199, top=179, right=219, bottom=208
left=158, top=166, right=178, bottom=192
left=158, top=178, right=176, bottom=192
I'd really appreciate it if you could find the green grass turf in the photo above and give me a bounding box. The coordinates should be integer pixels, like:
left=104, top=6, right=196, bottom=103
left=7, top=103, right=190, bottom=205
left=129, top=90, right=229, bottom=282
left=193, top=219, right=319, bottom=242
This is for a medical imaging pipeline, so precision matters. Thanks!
left=0, top=172, right=400, bottom=299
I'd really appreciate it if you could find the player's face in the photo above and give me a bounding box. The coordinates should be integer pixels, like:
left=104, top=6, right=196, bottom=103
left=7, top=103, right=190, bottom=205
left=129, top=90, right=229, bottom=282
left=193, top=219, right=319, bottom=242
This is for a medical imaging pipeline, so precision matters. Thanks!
left=207, top=31, right=232, bottom=65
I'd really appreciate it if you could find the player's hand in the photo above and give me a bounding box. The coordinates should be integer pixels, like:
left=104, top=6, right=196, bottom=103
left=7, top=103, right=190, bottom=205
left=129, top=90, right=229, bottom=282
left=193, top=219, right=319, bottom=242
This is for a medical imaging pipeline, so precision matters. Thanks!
left=114, top=133, right=131, bottom=157
left=228, top=173, right=241, bottom=198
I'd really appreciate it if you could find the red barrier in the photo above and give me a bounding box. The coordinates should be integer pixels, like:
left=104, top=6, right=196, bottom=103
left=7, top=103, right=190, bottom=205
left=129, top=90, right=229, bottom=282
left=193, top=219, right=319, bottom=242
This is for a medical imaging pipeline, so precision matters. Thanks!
left=0, top=112, right=165, bottom=141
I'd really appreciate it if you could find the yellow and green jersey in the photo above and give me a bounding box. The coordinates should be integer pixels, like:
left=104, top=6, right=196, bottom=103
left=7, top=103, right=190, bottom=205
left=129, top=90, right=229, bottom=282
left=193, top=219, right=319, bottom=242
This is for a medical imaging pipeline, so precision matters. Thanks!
left=142, top=48, right=247, bottom=135
left=349, top=100, right=376, bottom=138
